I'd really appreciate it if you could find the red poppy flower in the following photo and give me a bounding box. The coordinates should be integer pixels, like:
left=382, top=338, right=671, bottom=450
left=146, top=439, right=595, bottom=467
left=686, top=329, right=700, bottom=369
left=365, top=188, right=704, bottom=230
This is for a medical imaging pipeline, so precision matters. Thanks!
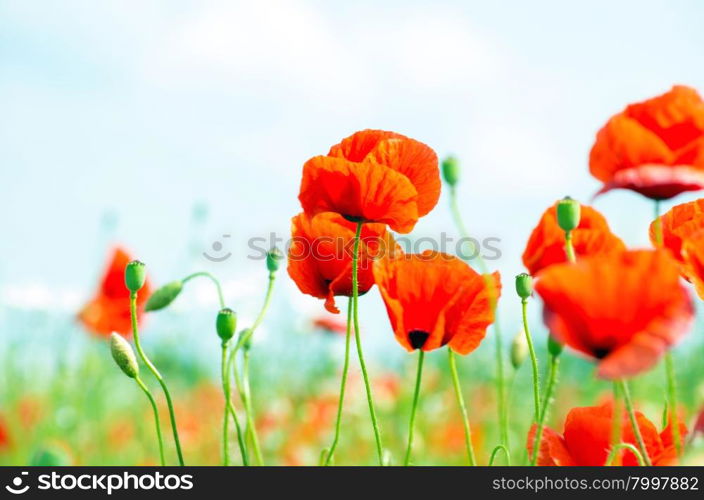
left=523, top=202, right=625, bottom=274
left=78, top=247, right=150, bottom=337
left=287, top=212, right=397, bottom=314
left=682, top=230, right=704, bottom=300
left=590, top=85, right=704, bottom=200
left=298, top=130, right=440, bottom=233
left=312, top=316, right=347, bottom=335
left=0, top=415, right=10, bottom=451
left=649, top=198, right=704, bottom=261
left=528, top=401, right=687, bottom=466
left=373, top=251, right=500, bottom=354
left=534, top=250, right=693, bottom=379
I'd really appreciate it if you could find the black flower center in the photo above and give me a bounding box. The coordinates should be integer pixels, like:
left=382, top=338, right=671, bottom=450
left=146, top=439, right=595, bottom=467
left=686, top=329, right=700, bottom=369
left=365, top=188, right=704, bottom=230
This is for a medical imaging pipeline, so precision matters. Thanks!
left=408, top=330, right=430, bottom=350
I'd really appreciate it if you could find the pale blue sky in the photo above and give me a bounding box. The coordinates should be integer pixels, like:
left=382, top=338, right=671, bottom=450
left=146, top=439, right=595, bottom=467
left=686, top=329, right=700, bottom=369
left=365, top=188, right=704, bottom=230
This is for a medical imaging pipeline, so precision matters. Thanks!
left=2, top=0, right=704, bottom=332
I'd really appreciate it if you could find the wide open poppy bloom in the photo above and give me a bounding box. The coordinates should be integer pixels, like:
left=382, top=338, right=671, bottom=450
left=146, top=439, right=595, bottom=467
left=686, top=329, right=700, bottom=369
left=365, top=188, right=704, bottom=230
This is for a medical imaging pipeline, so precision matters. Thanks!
left=522, top=202, right=625, bottom=274
left=528, top=401, right=687, bottom=466
left=373, top=251, right=500, bottom=354
left=298, top=129, right=440, bottom=234
left=534, top=250, right=693, bottom=379
left=78, top=247, right=150, bottom=337
left=590, top=85, right=704, bottom=200
left=287, top=212, right=397, bottom=314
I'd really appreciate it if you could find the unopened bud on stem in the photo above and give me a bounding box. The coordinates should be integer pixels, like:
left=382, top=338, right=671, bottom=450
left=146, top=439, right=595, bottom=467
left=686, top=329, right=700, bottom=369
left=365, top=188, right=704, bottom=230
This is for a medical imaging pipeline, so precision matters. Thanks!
left=267, top=247, right=283, bottom=273
left=110, top=332, right=139, bottom=378
left=556, top=196, right=581, bottom=233
left=216, top=308, right=237, bottom=343
left=515, top=273, right=533, bottom=300
left=125, top=260, right=146, bottom=293
left=145, top=281, right=183, bottom=311
left=441, top=156, right=460, bottom=187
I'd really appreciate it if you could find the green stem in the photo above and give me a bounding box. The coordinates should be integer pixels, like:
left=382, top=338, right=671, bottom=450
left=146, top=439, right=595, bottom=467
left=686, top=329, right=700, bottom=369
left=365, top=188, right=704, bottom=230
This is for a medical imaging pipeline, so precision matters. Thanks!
left=448, top=349, right=477, bottom=466
left=564, top=231, right=576, bottom=263
left=182, top=271, right=225, bottom=309
left=324, top=297, right=354, bottom=465
left=129, top=292, right=185, bottom=466
left=220, top=343, right=234, bottom=465
left=449, top=186, right=507, bottom=448
left=652, top=200, right=681, bottom=455
left=606, top=443, right=646, bottom=466
left=521, top=299, right=541, bottom=423
left=134, top=376, right=165, bottom=466
left=488, top=445, right=511, bottom=466
left=618, top=379, right=652, bottom=466
left=225, top=362, right=249, bottom=466
left=241, top=350, right=263, bottom=465
left=530, top=354, right=559, bottom=465
left=351, top=221, right=384, bottom=465
left=404, top=350, right=425, bottom=466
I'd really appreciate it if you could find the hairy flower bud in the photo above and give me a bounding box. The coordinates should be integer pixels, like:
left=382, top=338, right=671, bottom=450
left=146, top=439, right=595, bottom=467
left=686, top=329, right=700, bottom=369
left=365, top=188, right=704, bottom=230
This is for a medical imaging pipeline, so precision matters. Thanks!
left=511, top=330, right=529, bottom=370
left=110, top=332, right=139, bottom=378
left=145, top=281, right=183, bottom=312
left=441, top=156, right=460, bottom=187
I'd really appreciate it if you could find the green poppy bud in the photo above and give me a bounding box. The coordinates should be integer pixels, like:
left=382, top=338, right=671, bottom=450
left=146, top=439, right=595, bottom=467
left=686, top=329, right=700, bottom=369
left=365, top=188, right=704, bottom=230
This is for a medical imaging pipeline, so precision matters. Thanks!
left=515, top=273, right=533, bottom=300
left=556, top=196, right=581, bottom=233
left=441, top=156, right=460, bottom=187
left=510, top=330, right=528, bottom=370
left=216, top=308, right=237, bottom=343
left=145, top=280, right=184, bottom=312
left=266, top=247, right=283, bottom=272
left=547, top=335, right=564, bottom=357
left=110, top=332, right=139, bottom=378
left=124, top=260, right=146, bottom=293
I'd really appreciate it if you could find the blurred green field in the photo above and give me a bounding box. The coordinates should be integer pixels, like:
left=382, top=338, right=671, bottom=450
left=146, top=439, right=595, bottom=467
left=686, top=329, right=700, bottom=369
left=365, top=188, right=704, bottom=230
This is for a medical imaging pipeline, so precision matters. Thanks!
left=1, top=305, right=703, bottom=466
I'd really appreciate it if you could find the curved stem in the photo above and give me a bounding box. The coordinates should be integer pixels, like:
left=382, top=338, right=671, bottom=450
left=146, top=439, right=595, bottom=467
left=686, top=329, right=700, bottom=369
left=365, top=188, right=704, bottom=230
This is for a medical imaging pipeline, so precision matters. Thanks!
left=129, top=292, right=185, bottom=466
left=448, top=349, right=476, bottom=466
left=225, top=361, right=249, bottom=466
left=134, top=376, right=165, bottom=466
left=182, top=271, right=225, bottom=309
left=449, top=187, right=507, bottom=448
left=521, top=299, right=541, bottom=423
left=403, top=350, right=425, bottom=466
left=618, top=379, right=652, bottom=466
left=351, top=221, right=384, bottom=465
left=606, top=443, right=646, bottom=466
left=241, top=350, right=263, bottom=465
left=324, top=297, right=354, bottom=465
left=489, top=445, right=511, bottom=466
left=530, top=354, right=559, bottom=465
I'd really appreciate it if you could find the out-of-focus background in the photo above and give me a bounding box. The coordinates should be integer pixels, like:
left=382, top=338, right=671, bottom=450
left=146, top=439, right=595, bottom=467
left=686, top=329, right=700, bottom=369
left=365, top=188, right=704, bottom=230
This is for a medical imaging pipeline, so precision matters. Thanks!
left=1, top=0, right=703, bottom=465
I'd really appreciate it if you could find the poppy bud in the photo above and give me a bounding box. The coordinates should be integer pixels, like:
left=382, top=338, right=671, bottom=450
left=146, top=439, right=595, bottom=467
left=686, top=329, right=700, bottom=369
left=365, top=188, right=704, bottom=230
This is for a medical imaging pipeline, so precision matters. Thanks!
left=510, top=330, right=528, bottom=370
left=266, top=247, right=283, bottom=272
left=216, top=308, right=237, bottom=343
left=124, top=260, right=146, bottom=293
left=515, top=273, right=533, bottom=300
left=556, top=197, right=581, bottom=233
left=441, top=156, right=460, bottom=187
left=145, top=281, right=183, bottom=312
left=547, top=335, right=564, bottom=357
left=110, top=332, right=139, bottom=378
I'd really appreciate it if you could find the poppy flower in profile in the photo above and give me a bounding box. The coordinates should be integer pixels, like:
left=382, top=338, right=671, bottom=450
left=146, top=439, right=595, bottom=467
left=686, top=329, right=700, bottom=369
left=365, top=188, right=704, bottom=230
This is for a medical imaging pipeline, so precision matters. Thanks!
left=649, top=198, right=704, bottom=261
left=298, top=129, right=440, bottom=233
left=312, top=316, right=347, bottom=335
left=534, top=250, right=693, bottom=379
left=590, top=85, right=704, bottom=200
left=78, top=247, right=150, bottom=337
left=528, top=401, right=687, bottom=466
left=287, top=212, right=397, bottom=314
left=373, top=251, right=500, bottom=354
left=522, top=202, right=625, bottom=274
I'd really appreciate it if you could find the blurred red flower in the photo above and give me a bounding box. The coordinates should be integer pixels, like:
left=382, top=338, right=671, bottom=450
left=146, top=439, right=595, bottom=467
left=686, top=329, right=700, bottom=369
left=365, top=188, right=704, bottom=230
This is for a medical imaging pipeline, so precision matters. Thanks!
left=298, top=129, right=440, bottom=233
left=534, top=250, right=693, bottom=379
left=522, top=202, right=625, bottom=274
left=373, top=251, right=500, bottom=354
left=590, top=85, right=704, bottom=199
left=0, top=415, right=11, bottom=451
left=287, top=212, right=397, bottom=314
left=528, top=401, right=687, bottom=466
left=78, top=247, right=150, bottom=337
left=312, top=316, right=347, bottom=335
